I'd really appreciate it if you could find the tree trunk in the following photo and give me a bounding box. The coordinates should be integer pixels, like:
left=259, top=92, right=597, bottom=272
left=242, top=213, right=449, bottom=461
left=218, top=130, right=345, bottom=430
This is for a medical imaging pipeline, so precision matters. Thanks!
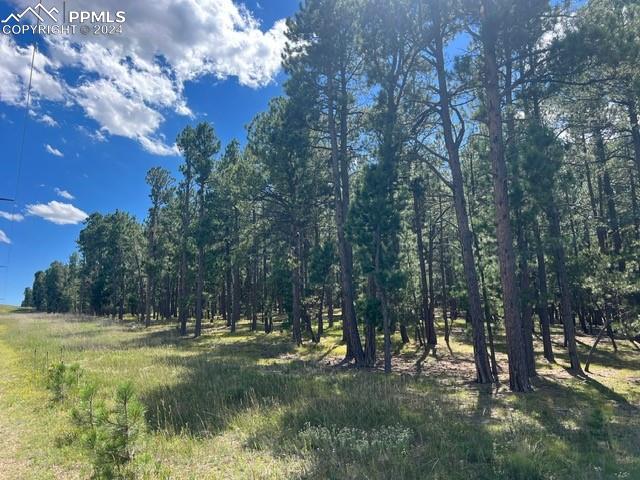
left=438, top=198, right=451, bottom=350
left=584, top=316, right=614, bottom=373
left=179, top=173, right=191, bottom=336
left=628, top=99, right=640, bottom=178
left=194, top=191, right=205, bottom=338
left=374, top=228, right=392, bottom=374
left=516, top=221, right=536, bottom=377
left=433, top=11, right=492, bottom=383
left=220, top=281, right=227, bottom=322
left=327, top=74, right=365, bottom=364
left=412, top=181, right=435, bottom=346
left=317, top=284, right=325, bottom=336
left=481, top=7, right=531, bottom=391
left=145, top=216, right=155, bottom=328
left=225, top=240, right=232, bottom=328
left=145, top=274, right=152, bottom=328
left=364, top=274, right=377, bottom=367
left=249, top=217, right=258, bottom=332
left=467, top=160, right=500, bottom=381
left=291, top=230, right=303, bottom=345
left=582, top=137, right=598, bottom=220
left=533, top=218, right=554, bottom=362
left=118, top=276, right=125, bottom=321
left=547, top=201, right=583, bottom=373
left=594, top=128, right=623, bottom=270
left=504, top=44, right=536, bottom=379
left=426, top=225, right=437, bottom=346
left=231, top=262, right=240, bottom=333
left=194, top=244, right=203, bottom=338
left=629, top=169, right=640, bottom=240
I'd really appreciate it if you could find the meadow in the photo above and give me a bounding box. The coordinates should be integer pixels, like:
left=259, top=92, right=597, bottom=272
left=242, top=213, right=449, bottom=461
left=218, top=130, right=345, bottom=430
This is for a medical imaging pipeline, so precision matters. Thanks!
left=0, top=307, right=638, bottom=479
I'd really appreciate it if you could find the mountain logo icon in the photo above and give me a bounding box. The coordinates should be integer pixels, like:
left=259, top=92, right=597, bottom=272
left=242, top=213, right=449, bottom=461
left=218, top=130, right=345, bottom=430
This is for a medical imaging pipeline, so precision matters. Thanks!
left=1, top=3, right=59, bottom=24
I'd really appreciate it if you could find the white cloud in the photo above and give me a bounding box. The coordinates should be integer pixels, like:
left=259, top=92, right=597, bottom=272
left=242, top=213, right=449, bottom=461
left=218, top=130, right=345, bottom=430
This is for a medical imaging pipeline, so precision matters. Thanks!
left=0, top=230, right=10, bottom=244
left=0, top=35, right=65, bottom=106
left=29, top=110, right=59, bottom=127
left=26, top=201, right=88, bottom=225
left=76, top=125, right=106, bottom=142
left=0, top=211, right=24, bottom=222
left=45, top=144, right=64, bottom=157
left=92, top=130, right=106, bottom=142
left=54, top=188, right=74, bottom=200
left=138, top=136, right=180, bottom=156
left=75, top=80, right=163, bottom=139
left=39, top=113, right=58, bottom=127
left=0, top=0, right=288, bottom=156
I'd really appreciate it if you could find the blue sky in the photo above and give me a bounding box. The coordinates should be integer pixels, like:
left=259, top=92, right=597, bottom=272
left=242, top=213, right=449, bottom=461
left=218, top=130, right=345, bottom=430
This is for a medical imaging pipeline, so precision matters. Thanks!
left=0, top=0, right=299, bottom=305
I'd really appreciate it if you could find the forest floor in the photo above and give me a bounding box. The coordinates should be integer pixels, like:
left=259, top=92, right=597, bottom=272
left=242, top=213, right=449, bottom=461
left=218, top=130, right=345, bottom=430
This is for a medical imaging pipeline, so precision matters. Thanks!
left=0, top=308, right=639, bottom=479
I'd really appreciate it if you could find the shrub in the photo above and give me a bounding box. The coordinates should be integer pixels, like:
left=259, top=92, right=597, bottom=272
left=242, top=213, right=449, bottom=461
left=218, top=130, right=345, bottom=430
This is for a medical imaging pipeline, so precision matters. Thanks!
left=70, top=382, right=100, bottom=450
left=46, top=361, right=81, bottom=402
left=71, top=381, right=147, bottom=479
left=95, top=383, right=146, bottom=479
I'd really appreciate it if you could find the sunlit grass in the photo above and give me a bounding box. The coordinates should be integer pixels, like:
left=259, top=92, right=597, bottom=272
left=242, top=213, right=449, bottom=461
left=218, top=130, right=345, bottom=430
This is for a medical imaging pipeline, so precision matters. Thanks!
left=0, top=304, right=32, bottom=314
left=0, top=311, right=638, bottom=479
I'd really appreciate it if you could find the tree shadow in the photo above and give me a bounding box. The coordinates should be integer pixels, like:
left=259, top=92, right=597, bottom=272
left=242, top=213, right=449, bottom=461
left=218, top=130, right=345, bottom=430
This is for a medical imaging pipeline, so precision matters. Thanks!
left=242, top=370, right=501, bottom=479
left=140, top=352, right=307, bottom=436
left=112, top=320, right=640, bottom=478
left=563, top=368, right=635, bottom=408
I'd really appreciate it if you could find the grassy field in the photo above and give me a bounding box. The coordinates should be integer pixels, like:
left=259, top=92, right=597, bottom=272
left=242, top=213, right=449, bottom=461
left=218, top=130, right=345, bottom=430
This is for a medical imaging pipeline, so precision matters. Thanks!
left=0, top=307, right=638, bottom=479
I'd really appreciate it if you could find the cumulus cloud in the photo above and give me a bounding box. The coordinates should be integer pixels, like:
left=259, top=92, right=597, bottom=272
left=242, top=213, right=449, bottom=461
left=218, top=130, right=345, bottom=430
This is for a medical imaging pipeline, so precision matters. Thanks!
left=75, top=80, right=163, bottom=137
left=1, top=0, right=288, bottom=155
left=26, top=201, right=88, bottom=225
left=54, top=188, right=74, bottom=200
left=0, top=211, right=24, bottom=221
left=0, top=35, right=65, bottom=106
left=45, top=144, right=64, bottom=157
left=0, top=230, right=10, bottom=244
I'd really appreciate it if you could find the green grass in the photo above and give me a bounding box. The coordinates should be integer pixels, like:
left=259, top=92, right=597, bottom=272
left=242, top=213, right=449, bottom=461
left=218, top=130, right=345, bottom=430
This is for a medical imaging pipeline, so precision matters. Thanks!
left=0, top=311, right=638, bottom=479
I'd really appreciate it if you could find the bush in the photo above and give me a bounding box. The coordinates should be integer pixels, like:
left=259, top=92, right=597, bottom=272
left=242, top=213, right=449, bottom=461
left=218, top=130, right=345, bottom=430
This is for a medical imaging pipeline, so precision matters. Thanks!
left=70, top=382, right=100, bottom=450
left=46, top=361, right=81, bottom=402
left=72, top=381, right=146, bottom=479
left=62, top=372, right=148, bottom=479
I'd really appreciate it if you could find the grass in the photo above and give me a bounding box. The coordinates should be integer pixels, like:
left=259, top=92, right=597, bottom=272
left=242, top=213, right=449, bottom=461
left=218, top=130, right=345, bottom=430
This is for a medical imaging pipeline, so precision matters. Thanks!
left=0, top=304, right=32, bottom=314
left=0, top=310, right=638, bottom=479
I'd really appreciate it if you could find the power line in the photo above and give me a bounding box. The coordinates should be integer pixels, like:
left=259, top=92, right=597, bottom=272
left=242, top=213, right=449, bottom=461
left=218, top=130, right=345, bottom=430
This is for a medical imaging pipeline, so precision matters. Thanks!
left=0, top=8, right=41, bottom=303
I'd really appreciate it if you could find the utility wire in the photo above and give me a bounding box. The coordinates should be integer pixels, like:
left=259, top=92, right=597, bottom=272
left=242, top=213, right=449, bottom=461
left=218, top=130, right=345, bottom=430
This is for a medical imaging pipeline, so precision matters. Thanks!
left=0, top=9, right=41, bottom=303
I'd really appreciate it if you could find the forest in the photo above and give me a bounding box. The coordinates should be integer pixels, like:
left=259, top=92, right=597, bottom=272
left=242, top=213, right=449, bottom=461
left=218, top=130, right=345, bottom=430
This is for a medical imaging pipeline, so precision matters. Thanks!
left=22, top=0, right=640, bottom=397
left=4, top=0, right=640, bottom=477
